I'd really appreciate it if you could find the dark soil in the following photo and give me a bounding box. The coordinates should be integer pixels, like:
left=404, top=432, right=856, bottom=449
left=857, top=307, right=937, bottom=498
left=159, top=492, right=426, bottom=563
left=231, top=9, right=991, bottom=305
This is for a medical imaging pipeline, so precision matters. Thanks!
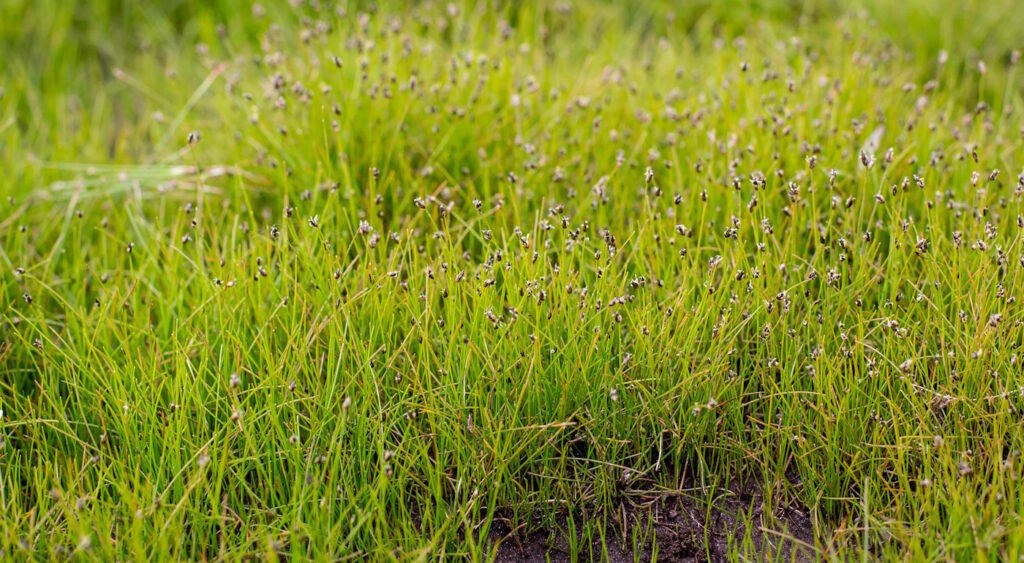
left=490, top=477, right=815, bottom=562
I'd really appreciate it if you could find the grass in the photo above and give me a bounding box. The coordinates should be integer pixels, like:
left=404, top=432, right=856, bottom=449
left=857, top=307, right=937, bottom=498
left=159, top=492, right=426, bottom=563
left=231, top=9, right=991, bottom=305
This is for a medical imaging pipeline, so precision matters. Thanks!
left=2, top=0, right=1024, bottom=560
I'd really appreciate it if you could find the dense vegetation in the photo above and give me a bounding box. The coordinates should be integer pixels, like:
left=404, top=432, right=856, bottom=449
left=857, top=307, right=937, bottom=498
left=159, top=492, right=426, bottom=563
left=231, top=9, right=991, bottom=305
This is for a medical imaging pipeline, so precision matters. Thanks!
left=2, top=0, right=1023, bottom=560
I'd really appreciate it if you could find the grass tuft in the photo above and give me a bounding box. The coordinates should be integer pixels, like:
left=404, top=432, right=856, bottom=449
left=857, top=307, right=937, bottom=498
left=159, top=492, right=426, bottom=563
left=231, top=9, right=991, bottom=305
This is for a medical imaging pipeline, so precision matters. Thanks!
left=2, top=0, right=1024, bottom=560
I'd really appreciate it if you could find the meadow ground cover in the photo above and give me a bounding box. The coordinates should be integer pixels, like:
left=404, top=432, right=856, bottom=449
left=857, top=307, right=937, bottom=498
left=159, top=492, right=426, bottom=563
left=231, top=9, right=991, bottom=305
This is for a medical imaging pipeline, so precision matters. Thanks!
left=2, top=0, right=1024, bottom=560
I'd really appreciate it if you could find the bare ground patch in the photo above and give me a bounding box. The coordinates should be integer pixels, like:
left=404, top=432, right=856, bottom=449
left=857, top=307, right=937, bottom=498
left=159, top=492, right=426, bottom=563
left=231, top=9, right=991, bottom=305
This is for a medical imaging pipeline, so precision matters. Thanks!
left=490, top=477, right=815, bottom=562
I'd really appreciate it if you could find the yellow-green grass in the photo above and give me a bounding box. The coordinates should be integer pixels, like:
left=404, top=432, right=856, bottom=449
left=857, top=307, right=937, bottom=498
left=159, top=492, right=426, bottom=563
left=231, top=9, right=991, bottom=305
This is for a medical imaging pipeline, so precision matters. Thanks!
left=2, top=0, right=1023, bottom=560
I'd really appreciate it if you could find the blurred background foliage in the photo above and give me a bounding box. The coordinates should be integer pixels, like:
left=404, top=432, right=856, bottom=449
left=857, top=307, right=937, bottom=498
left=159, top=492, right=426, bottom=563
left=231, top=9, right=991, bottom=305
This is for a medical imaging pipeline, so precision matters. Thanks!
left=1, top=0, right=1021, bottom=192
